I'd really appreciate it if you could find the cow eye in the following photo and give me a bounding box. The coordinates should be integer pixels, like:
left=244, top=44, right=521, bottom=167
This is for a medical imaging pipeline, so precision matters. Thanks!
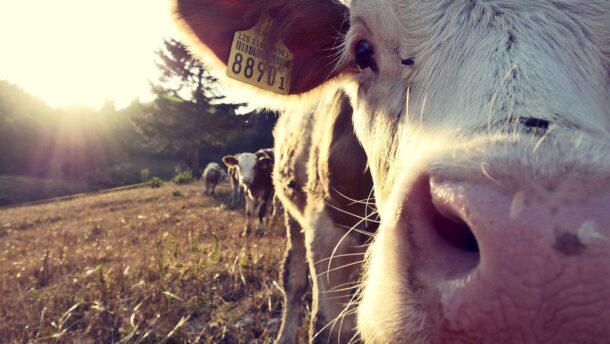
left=354, top=40, right=378, bottom=72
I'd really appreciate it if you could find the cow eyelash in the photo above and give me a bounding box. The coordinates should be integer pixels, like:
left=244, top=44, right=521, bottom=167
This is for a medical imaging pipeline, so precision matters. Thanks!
left=401, top=57, right=415, bottom=66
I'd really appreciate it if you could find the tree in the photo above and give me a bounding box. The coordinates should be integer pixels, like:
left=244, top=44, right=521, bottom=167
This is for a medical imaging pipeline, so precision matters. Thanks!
left=0, top=80, right=57, bottom=176
left=132, top=39, right=250, bottom=176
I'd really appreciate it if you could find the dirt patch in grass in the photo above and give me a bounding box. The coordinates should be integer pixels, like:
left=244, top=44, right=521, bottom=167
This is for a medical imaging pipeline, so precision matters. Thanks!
left=0, top=184, right=296, bottom=343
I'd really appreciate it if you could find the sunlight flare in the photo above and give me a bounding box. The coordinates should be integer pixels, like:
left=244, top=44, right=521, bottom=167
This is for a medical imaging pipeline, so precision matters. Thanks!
left=0, top=0, right=178, bottom=109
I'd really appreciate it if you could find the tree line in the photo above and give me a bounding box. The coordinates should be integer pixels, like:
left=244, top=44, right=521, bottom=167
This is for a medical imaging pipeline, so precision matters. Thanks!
left=0, top=39, right=276, bottom=196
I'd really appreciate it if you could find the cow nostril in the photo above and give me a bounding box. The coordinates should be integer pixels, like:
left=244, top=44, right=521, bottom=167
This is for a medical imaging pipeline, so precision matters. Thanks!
left=431, top=201, right=479, bottom=253
left=408, top=177, right=480, bottom=280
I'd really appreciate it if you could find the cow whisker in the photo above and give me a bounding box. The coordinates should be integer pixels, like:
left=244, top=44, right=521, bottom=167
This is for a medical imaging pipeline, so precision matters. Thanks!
left=319, top=285, right=360, bottom=295
left=325, top=206, right=378, bottom=284
left=328, top=187, right=379, bottom=227
left=325, top=220, right=361, bottom=283
left=347, top=328, right=363, bottom=344
left=331, top=187, right=377, bottom=205
left=315, top=252, right=365, bottom=265
left=316, top=260, right=365, bottom=278
left=324, top=293, right=357, bottom=301
left=328, top=18, right=352, bottom=77
left=337, top=306, right=359, bottom=343
left=327, top=288, right=362, bottom=344
left=353, top=241, right=373, bottom=249
left=335, top=224, right=375, bottom=237
left=312, top=315, right=340, bottom=343
left=325, top=203, right=381, bottom=223
left=418, top=92, right=428, bottom=128
left=325, top=280, right=361, bottom=291
left=533, top=125, right=555, bottom=153
left=406, top=86, right=412, bottom=126
left=480, top=162, right=502, bottom=186
left=312, top=300, right=358, bottom=343
left=364, top=186, right=377, bottom=225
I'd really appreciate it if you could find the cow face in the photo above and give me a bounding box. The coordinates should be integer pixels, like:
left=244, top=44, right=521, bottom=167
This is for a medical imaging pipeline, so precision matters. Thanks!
left=222, top=153, right=272, bottom=187
left=223, top=153, right=258, bottom=187
left=344, top=2, right=610, bottom=342
left=345, top=1, right=610, bottom=199
left=176, top=1, right=610, bottom=342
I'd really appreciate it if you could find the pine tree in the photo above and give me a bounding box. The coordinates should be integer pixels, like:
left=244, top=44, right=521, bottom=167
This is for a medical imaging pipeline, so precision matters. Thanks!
left=132, top=39, right=249, bottom=176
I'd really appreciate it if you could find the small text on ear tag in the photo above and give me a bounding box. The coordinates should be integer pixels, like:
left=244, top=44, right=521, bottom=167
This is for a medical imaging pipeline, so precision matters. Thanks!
left=226, top=16, right=293, bottom=95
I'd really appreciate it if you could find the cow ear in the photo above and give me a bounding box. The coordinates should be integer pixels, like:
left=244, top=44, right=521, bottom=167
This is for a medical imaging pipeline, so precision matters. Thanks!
left=222, top=155, right=238, bottom=167
left=173, top=0, right=350, bottom=95
left=263, top=149, right=274, bottom=161
left=255, top=149, right=273, bottom=161
left=257, top=156, right=273, bottom=170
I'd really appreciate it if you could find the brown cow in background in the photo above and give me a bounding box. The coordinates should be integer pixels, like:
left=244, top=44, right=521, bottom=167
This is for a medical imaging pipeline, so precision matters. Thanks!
left=223, top=149, right=275, bottom=236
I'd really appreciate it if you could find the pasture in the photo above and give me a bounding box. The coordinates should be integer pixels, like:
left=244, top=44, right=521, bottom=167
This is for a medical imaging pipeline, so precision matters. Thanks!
left=0, top=184, right=297, bottom=343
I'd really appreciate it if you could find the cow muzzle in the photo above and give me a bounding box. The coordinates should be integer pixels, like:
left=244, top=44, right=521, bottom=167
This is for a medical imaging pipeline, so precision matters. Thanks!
left=413, top=175, right=610, bottom=342
left=360, top=173, right=610, bottom=343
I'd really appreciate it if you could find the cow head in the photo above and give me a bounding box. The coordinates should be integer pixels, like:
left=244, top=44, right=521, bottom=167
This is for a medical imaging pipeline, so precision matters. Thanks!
left=254, top=149, right=273, bottom=170
left=223, top=153, right=256, bottom=186
left=223, top=152, right=272, bottom=187
left=177, top=1, right=610, bottom=342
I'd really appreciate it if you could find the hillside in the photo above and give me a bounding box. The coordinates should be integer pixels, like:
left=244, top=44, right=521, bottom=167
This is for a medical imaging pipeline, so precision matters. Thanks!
left=0, top=175, right=91, bottom=206
left=0, top=184, right=293, bottom=343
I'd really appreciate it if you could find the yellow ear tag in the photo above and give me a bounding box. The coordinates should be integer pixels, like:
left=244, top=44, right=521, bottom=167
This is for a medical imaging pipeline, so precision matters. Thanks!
left=227, top=16, right=293, bottom=95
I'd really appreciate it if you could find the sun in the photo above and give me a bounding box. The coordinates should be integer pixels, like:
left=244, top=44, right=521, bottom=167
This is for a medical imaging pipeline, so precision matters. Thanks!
left=0, top=0, right=179, bottom=109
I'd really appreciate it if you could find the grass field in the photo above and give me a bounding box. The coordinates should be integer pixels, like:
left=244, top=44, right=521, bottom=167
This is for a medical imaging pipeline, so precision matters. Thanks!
left=0, top=183, right=294, bottom=343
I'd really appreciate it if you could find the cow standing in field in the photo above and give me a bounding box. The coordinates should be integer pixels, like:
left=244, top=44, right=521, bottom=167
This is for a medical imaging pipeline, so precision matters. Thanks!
left=223, top=149, right=275, bottom=236
left=202, top=162, right=225, bottom=195
left=175, top=1, right=610, bottom=343
left=226, top=164, right=245, bottom=209
left=271, top=92, right=377, bottom=342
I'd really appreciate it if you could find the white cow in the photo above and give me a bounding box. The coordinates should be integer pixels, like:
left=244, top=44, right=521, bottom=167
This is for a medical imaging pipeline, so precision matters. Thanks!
left=202, top=162, right=225, bottom=195
left=174, top=1, right=610, bottom=343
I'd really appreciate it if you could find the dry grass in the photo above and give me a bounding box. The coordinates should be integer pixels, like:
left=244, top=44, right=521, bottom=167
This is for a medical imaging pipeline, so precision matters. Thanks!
left=0, top=184, right=295, bottom=343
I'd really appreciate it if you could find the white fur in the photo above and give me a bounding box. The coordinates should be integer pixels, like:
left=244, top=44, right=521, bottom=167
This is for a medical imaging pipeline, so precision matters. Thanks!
left=348, top=1, right=610, bottom=342
left=236, top=153, right=258, bottom=186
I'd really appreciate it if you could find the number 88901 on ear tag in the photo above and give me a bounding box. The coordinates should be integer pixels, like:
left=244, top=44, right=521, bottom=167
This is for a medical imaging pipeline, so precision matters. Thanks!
left=226, top=16, right=293, bottom=95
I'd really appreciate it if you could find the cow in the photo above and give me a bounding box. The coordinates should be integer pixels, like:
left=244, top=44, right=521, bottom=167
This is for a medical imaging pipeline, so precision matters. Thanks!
left=223, top=149, right=275, bottom=236
left=174, top=1, right=610, bottom=343
left=202, top=162, right=225, bottom=195
left=226, top=164, right=245, bottom=209
left=271, top=92, right=377, bottom=342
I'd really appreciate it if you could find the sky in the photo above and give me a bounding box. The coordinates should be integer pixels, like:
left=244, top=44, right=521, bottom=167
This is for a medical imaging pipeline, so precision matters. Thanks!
left=0, top=0, right=180, bottom=109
